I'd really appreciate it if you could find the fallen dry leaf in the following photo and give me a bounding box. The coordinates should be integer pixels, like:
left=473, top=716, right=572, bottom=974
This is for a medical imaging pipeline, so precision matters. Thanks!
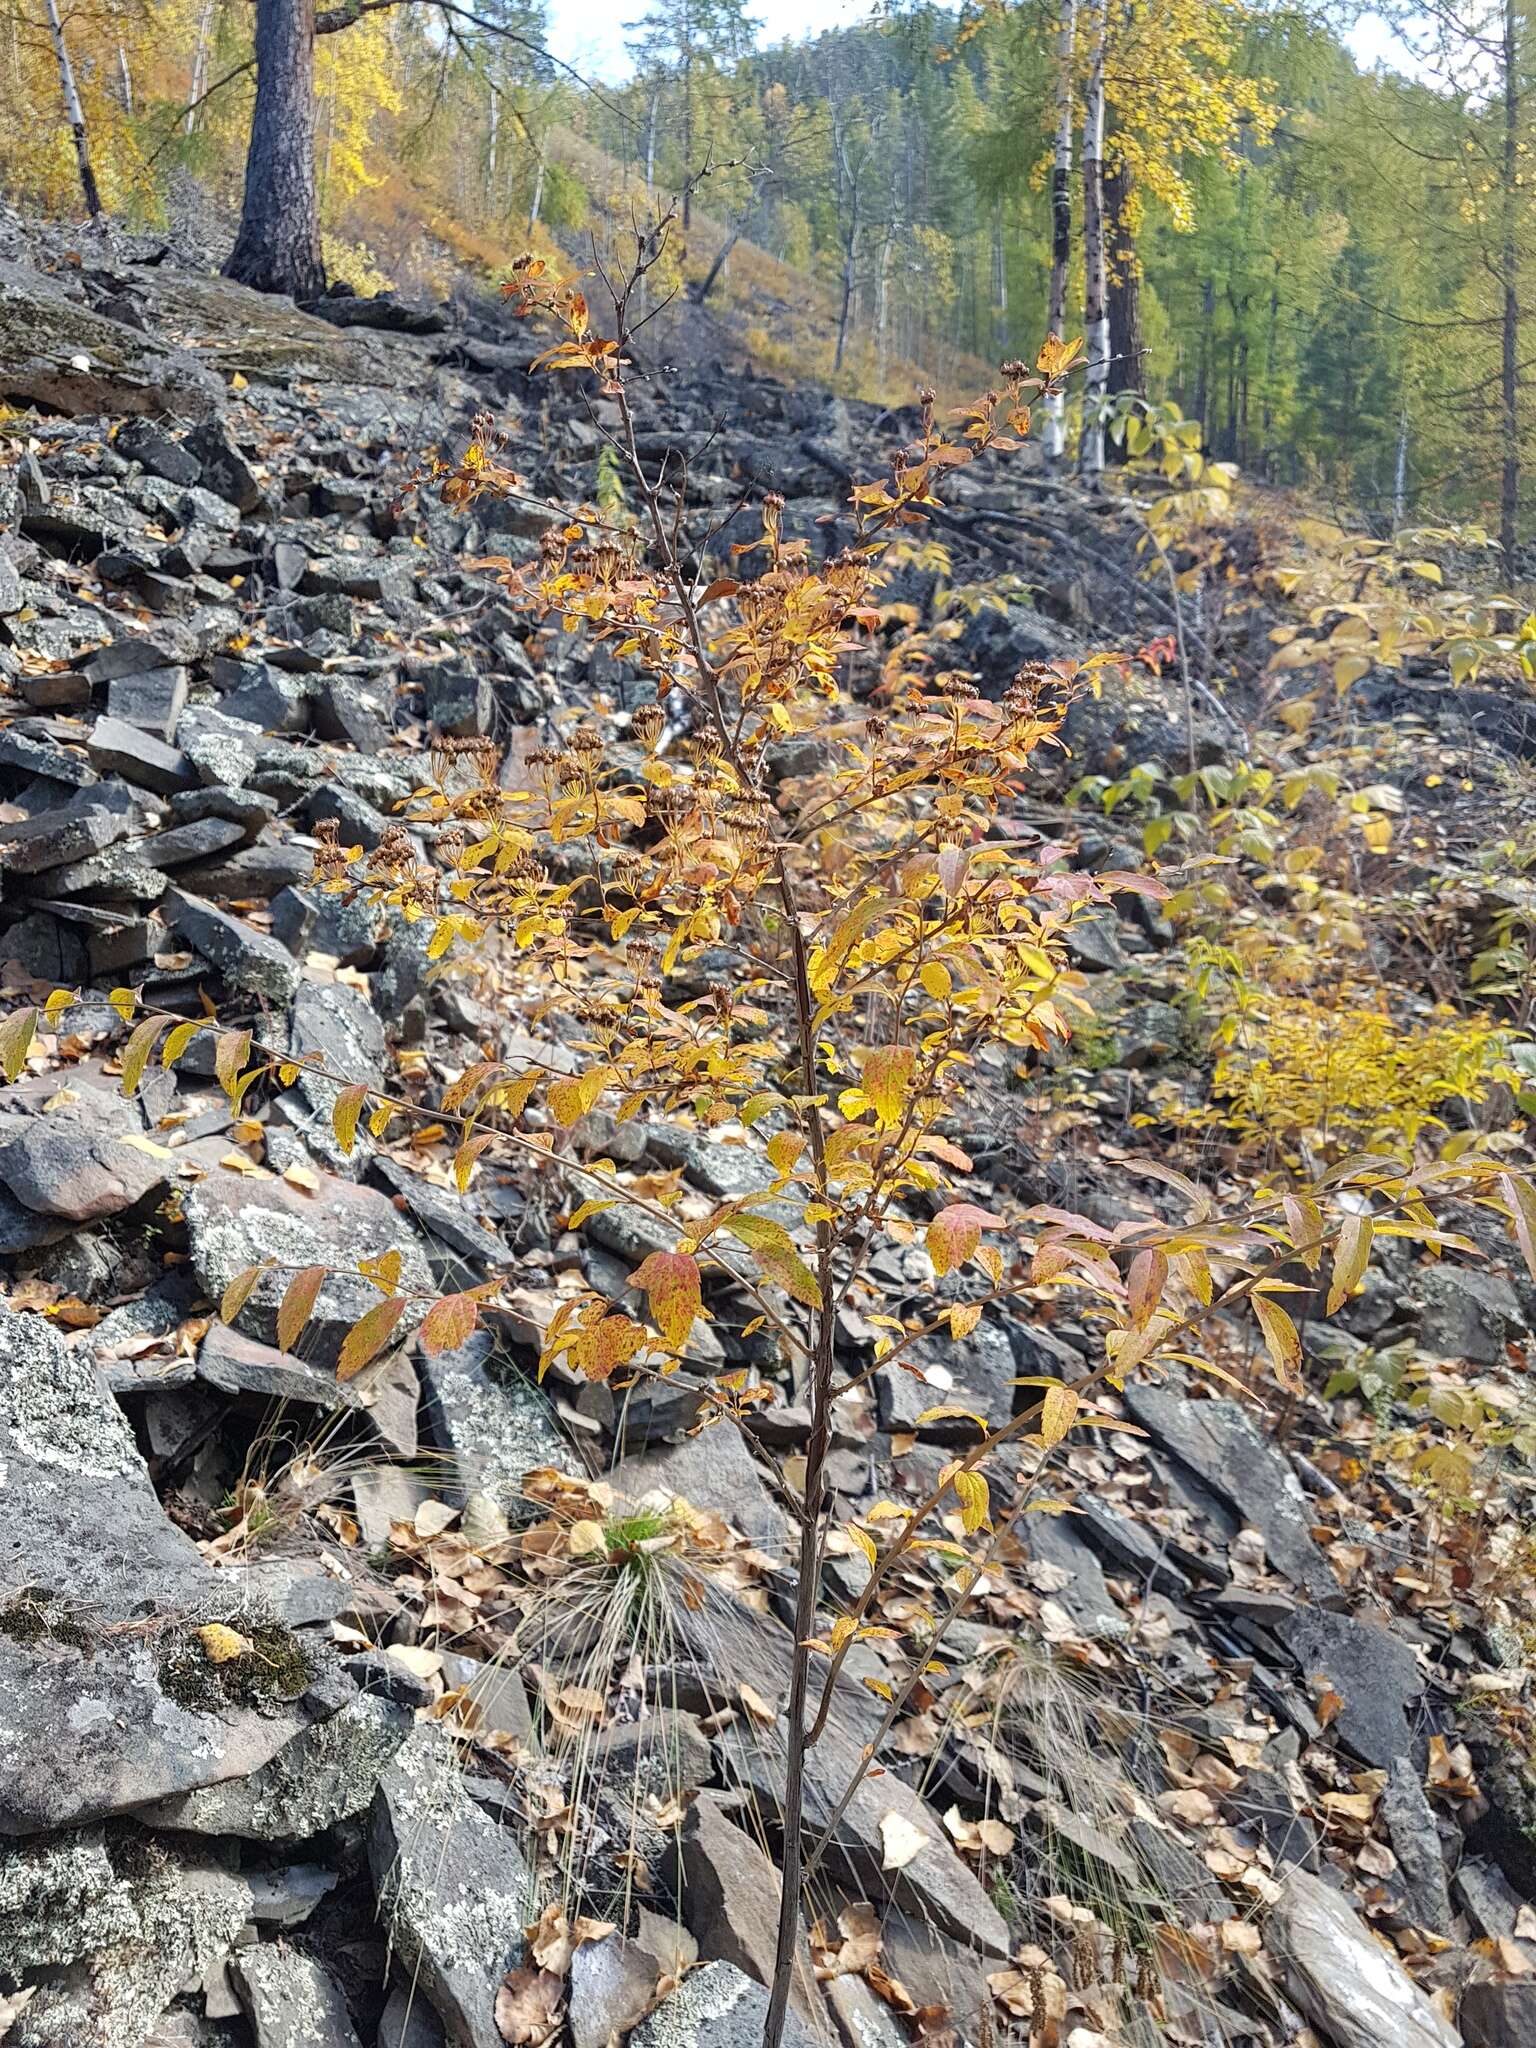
left=879, top=1810, right=931, bottom=1871
left=494, top=1967, right=562, bottom=2047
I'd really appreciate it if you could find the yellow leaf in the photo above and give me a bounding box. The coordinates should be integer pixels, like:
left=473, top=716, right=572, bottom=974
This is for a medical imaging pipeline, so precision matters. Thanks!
left=628, top=1251, right=702, bottom=1351
left=948, top=1301, right=982, bottom=1340
left=1253, top=1295, right=1303, bottom=1395
left=331, top=1083, right=369, bottom=1156
left=337, top=1295, right=408, bottom=1381
left=108, top=987, right=137, bottom=1024
left=952, top=1468, right=989, bottom=1533
left=863, top=1045, right=915, bottom=1130
left=1039, top=1382, right=1079, bottom=1448
left=161, top=1019, right=201, bottom=1069
left=220, top=1262, right=271, bottom=1323
left=197, top=1623, right=249, bottom=1664
left=419, top=1292, right=480, bottom=1356
left=1326, top=1213, right=1373, bottom=1316
left=0, top=1008, right=37, bottom=1082
left=118, top=1015, right=165, bottom=1098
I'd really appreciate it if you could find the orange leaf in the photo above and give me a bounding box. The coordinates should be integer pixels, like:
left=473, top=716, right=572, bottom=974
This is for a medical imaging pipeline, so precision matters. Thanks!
left=276, top=1265, right=327, bottom=1353
left=629, top=1251, right=702, bottom=1352
left=419, top=1292, right=480, bottom=1356
left=337, top=1295, right=408, bottom=1380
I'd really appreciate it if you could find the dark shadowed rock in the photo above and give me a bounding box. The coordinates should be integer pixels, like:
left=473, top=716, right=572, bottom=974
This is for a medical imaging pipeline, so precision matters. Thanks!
left=1121, top=1385, right=1341, bottom=1605
left=368, top=1724, right=535, bottom=2048
left=1275, top=1609, right=1424, bottom=1769
left=86, top=715, right=198, bottom=795
left=673, top=1793, right=820, bottom=2021
left=378, top=1985, right=448, bottom=2048
left=1460, top=1981, right=1536, bottom=2048
left=1383, top=1756, right=1453, bottom=1935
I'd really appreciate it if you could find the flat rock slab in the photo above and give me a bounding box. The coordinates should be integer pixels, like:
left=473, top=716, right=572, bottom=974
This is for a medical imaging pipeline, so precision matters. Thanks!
left=232, top=1943, right=363, bottom=2048
left=368, top=1724, right=536, bottom=2048
left=612, top=1425, right=791, bottom=1568
left=0, top=1304, right=337, bottom=1834
left=183, top=1167, right=431, bottom=1368
left=1275, top=1609, right=1425, bottom=1768
left=0, top=260, right=222, bottom=419
left=1268, top=1869, right=1460, bottom=2048
left=673, top=1792, right=821, bottom=2022
left=1121, top=1385, right=1341, bottom=1605
left=2, top=1110, right=168, bottom=1223
left=165, top=889, right=301, bottom=1005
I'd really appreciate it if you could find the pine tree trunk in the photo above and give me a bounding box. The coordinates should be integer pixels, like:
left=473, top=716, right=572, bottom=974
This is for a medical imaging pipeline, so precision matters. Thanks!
left=43, top=0, right=102, bottom=219
left=225, top=0, right=326, bottom=301
left=1105, top=160, right=1142, bottom=400
left=1043, top=0, right=1075, bottom=469
left=1079, top=0, right=1109, bottom=475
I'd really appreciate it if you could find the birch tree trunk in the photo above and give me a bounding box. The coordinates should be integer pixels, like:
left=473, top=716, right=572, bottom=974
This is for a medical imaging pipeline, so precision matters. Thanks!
left=43, top=0, right=102, bottom=219
left=186, top=0, right=215, bottom=131
left=1079, top=0, right=1109, bottom=475
left=225, top=0, right=326, bottom=299
left=529, top=153, right=545, bottom=229
left=1394, top=405, right=1409, bottom=531
left=1043, top=0, right=1076, bottom=468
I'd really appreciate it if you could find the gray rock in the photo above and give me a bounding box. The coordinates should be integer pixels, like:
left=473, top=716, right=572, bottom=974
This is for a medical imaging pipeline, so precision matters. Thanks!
left=287, top=976, right=386, bottom=1171
left=185, top=418, right=264, bottom=514
left=421, top=662, right=492, bottom=737
left=133, top=816, right=247, bottom=870
left=232, top=1945, right=362, bottom=2048
left=568, top=1935, right=661, bottom=2048
left=824, top=1974, right=908, bottom=2048
left=183, top=1167, right=432, bottom=1368
left=116, top=418, right=202, bottom=488
left=418, top=1330, right=570, bottom=1509
left=1121, top=1385, right=1341, bottom=1605
left=246, top=1865, right=341, bottom=1928
left=0, top=726, right=97, bottom=786
left=105, top=667, right=189, bottom=740
left=368, top=1724, right=535, bottom=2048
left=1012, top=1507, right=1129, bottom=1638
left=1383, top=1756, right=1453, bottom=1935
left=368, top=1159, right=511, bottom=1272
left=0, top=799, right=135, bottom=877
left=1267, top=1870, right=1460, bottom=2048
left=0, top=1828, right=138, bottom=1977
left=612, top=1424, right=789, bottom=1566
left=378, top=1986, right=448, bottom=2048
left=6, top=1845, right=248, bottom=2048
left=2, top=911, right=87, bottom=983
left=194, top=1321, right=365, bottom=1415
left=86, top=715, right=197, bottom=795
left=673, top=1793, right=820, bottom=2021
left=164, top=890, right=301, bottom=1004
left=1461, top=1981, right=1536, bottom=2048
left=0, top=261, right=222, bottom=419
left=139, top=1684, right=411, bottom=1839
left=1275, top=1609, right=1424, bottom=1768
left=3, top=1112, right=167, bottom=1222
left=628, top=1961, right=821, bottom=2048
left=1414, top=1266, right=1524, bottom=1365
left=177, top=704, right=263, bottom=789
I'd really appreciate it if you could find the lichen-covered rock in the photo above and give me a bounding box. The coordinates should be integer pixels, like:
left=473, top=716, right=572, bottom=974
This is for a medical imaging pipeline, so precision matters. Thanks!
left=0, top=1305, right=339, bottom=1833
left=417, top=1330, right=570, bottom=1510
left=0, top=1829, right=138, bottom=1977
left=0, top=261, right=222, bottom=419
left=4, top=1838, right=249, bottom=2048
left=628, top=1961, right=822, bottom=2048
left=137, top=1686, right=412, bottom=1839
left=231, top=1943, right=363, bottom=2048
left=368, top=1724, right=535, bottom=2048
left=182, top=1168, right=431, bottom=1367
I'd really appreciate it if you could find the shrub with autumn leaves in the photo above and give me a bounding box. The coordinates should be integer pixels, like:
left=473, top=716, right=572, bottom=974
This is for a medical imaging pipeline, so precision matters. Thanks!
left=8, top=217, right=1536, bottom=2048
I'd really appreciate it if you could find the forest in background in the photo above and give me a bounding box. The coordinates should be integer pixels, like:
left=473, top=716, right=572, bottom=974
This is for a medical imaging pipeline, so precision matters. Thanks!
left=1, top=0, right=1531, bottom=546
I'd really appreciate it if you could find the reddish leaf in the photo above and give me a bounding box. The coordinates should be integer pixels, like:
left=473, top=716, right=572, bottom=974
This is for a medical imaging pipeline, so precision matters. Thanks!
left=629, top=1251, right=702, bottom=1351
left=276, top=1265, right=327, bottom=1353
left=926, top=1203, right=1003, bottom=1279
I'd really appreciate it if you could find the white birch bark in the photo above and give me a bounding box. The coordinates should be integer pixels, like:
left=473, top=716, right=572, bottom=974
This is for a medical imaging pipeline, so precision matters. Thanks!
left=1043, top=0, right=1076, bottom=467
left=1079, top=0, right=1110, bottom=475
